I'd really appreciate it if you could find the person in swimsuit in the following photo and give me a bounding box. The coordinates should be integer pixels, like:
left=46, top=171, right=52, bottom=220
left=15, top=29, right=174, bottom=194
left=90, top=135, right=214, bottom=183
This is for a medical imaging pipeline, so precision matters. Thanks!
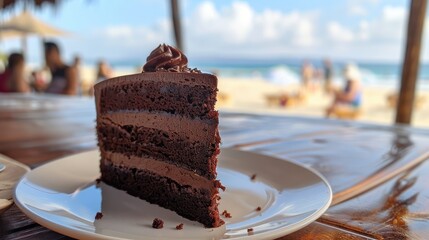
left=323, top=59, right=334, bottom=93
left=326, top=63, right=362, bottom=117
left=301, top=60, right=314, bottom=91
left=0, top=53, right=30, bottom=93
left=44, top=42, right=77, bottom=95
left=72, top=55, right=83, bottom=95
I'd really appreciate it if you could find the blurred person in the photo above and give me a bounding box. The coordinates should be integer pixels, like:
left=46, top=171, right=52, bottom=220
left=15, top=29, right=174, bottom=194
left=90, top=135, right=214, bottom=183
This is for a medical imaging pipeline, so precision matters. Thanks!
left=87, top=60, right=114, bottom=95
left=0, top=55, right=5, bottom=72
left=301, top=60, right=314, bottom=90
left=72, top=55, right=83, bottom=95
left=44, top=41, right=78, bottom=95
left=72, top=55, right=81, bottom=69
left=29, top=67, right=52, bottom=93
left=0, top=53, right=30, bottom=93
left=326, top=63, right=362, bottom=117
left=323, top=59, right=334, bottom=93
left=30, top=71, right=45, bottom=92
left=95, top=60, right=113, bottom=83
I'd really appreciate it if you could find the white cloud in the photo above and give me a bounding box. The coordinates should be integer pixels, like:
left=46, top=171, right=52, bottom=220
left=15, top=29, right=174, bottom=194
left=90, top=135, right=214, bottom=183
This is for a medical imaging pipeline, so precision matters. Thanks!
left=103, top=25, right=133, bottom=38
left=190, top=1, right=255, bottom=44
left=327, top=5, right=407, bottom=45
left=223, top=1, right=254, bottom=43
left=194, top=1, right=218, bottom=22
left=287, top=12, right=317, bottom=46
left=357, top=21, right=370, bottom=41
left=383, top=5, right=406, bottom=22
left=186, top=0, right=319, bottom=57
left=327, top=22, right=355, bottom=43
left=90, top=20, right=172, bottom=60
left=359, top=5, right=407, bottom=43
left=65, top=1, right=412, bottom=62
left=348, top=4, right=367, bottom=16
left=347, top=0, right=382, bottom=16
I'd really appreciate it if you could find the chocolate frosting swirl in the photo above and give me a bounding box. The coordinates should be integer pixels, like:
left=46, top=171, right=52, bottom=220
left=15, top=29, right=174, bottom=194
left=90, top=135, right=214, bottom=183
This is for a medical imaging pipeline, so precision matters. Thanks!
left=142, top=44, right=200, bottom=73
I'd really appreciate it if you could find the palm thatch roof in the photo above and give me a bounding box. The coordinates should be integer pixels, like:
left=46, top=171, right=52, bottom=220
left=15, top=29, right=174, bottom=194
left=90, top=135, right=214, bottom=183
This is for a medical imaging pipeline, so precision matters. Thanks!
left=0, top=11, right=68, bottom=37
left=1, top=0, right=59, bottom=10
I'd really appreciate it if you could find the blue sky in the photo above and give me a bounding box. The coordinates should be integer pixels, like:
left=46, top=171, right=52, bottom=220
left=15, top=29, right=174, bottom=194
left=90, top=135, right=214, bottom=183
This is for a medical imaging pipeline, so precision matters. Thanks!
left=0, top=0, right=421, bottom=65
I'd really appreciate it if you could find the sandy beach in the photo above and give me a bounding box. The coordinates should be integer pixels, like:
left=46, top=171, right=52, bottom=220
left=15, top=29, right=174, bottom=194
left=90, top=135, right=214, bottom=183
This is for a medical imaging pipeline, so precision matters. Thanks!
left=78, top=67, right=429, bottom=128
left=217, top=77, right=429, bottom=128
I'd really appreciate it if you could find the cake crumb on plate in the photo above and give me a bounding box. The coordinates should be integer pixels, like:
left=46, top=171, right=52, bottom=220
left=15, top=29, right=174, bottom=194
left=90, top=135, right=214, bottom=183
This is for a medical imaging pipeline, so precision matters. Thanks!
left=176, top=223, right=184, bottom=230
left=221, top=210, right=232, bottom=218
left=152, top=218, right=164, bottom=229
left=95, top=212, right=103, bottom=220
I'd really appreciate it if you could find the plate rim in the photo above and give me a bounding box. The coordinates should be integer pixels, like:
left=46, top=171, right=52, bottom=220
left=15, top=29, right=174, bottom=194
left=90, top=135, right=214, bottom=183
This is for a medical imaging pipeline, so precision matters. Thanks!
left=0, top=153, right=31, bottom=173
left=0, top=153, right=30, bottom=214
left=220, top=148, right=332, bottom=239
left=13, top=148, right=332, bottom=240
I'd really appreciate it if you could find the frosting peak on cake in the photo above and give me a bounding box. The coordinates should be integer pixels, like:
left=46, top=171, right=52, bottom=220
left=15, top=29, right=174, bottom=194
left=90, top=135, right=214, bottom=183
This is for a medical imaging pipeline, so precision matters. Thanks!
left=142, top=44, right=200, bottom=73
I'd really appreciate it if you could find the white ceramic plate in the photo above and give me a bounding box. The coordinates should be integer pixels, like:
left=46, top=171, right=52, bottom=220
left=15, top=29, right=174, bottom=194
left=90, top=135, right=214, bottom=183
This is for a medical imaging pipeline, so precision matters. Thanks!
left=14, top=148, right=332, bottom=240
left=0, top=154, right=30, bottom=214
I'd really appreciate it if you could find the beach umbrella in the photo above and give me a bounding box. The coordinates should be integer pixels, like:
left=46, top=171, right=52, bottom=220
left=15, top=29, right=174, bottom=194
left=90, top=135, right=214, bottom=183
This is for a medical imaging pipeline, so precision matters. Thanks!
left=0, top=11, right=68, bottom=56
left=1, top=0, right=59, bottom=10
left=0, top=11, right=68, bottom=37
left=396, top=0, right=427, bottom=124
left=0, top=24, right=29, bottom=38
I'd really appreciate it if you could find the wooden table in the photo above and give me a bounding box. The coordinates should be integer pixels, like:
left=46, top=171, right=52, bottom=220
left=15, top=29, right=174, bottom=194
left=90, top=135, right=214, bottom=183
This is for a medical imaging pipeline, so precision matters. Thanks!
left=1, top=93, right=429, bottom=239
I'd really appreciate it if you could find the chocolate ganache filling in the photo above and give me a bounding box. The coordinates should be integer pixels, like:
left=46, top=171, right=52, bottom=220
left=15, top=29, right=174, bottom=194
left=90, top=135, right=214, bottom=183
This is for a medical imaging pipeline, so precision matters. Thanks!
left=142, top=44, right=201, bottom=73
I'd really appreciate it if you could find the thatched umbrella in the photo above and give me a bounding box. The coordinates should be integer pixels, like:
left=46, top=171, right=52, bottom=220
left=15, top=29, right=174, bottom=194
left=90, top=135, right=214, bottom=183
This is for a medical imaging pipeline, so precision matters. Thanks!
left=1, top=0, right=59, bottom=10
left=1, top=0, right=67, bottom=58
left=0, top=11, right=69, bottom=56
left=2, top=0, right=185, bottom=51
left=0, top=11, right=68, bottom=37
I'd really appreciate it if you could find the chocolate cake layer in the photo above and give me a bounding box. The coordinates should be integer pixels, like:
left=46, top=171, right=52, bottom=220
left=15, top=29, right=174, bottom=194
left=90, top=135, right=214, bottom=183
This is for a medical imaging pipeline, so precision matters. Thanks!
left=95, top=72, right=217, bottom=119
left=100, top=111, right=217, bottom=142
left=100, top=159, right=222, bottom=228
left=94, top=44, right=223, bottom=228
left=102, top=151, right=215, bottom=190
left=97, top=121, right=219, bottom=179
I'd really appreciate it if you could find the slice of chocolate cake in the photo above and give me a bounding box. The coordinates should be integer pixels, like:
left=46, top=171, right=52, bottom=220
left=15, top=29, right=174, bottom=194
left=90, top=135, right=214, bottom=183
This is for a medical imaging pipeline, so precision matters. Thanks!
left=94, top=44, right=223, bottom=228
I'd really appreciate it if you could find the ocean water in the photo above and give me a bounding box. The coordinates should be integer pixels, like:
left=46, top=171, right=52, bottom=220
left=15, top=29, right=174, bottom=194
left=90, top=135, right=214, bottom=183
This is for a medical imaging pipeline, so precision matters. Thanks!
left=111, top=59, right=429, bottom=91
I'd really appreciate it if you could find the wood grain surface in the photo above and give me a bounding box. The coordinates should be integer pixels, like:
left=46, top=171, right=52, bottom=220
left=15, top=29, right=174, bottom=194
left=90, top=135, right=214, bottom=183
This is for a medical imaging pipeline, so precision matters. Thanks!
left=1, top=94, right=429, bottom=239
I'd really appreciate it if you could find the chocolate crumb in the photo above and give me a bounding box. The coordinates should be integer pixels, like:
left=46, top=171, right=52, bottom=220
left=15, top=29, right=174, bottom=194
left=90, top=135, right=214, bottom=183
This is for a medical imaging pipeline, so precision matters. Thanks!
left=247, top=228, right=254, bottom=234
left=176, top=223, right=184, bottom=230
left=152, top=218, right=164, bottom=229
left=215, top=180, right=226, bottom=191
left=221, top=210, right=232, bottom=218
left=250, top=174, right=257, bottom=181
left=256, top=206, right=261, bottom=211
left=95, top=212, right=103, bottom=220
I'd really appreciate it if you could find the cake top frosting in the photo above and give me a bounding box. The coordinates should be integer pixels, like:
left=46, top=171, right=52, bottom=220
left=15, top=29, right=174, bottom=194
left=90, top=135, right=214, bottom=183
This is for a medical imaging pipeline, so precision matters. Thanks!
left=142, top=44, right=201, bottom=73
